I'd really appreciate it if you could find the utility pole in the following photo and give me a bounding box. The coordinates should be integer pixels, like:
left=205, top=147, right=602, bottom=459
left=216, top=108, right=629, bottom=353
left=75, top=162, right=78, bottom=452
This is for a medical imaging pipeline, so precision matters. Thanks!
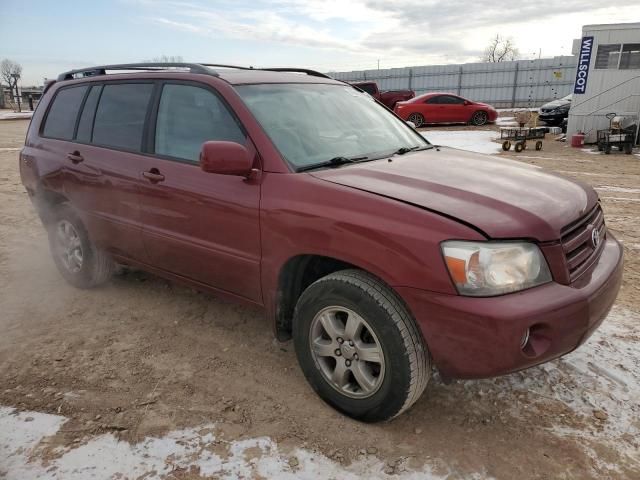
left=377, top=59, right=380, bottom=71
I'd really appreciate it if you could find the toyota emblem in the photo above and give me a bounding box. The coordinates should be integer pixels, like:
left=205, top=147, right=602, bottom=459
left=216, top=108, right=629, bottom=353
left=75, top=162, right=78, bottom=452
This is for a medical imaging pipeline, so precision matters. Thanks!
left=591, top=226, right=601, bottom=248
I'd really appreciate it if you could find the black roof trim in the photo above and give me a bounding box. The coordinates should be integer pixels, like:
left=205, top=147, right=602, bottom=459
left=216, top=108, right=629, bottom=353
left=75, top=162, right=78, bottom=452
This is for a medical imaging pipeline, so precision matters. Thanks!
left=58, top=63, right=332, bottom=81
left=57, top=63, right=216, bottom=81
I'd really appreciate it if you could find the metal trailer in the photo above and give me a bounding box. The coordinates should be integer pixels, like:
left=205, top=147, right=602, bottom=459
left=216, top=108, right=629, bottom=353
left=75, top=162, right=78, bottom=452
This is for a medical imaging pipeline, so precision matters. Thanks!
left=500, top=127, right=546, bottom=152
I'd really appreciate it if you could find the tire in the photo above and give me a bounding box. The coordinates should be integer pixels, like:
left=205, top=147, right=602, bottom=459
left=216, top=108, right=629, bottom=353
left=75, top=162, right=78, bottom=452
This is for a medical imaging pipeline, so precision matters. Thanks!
left=604, top=145, right=611, bottom=155
left=407, top=112, right=425, bottom=128
left=535, top=141, right=543, bottom=151
left=597, top=143, right=603, bottom=152
left=624, top=143, right=633, bottom=154
left=293, top=269, right=430, bottom=422
left=470, top=111, right=488, bottom=126
left=47, top=204, right=115, bottom=288
left=502, top=141, right=511, bottom=151
left=515, top=142, right=524, bottom=153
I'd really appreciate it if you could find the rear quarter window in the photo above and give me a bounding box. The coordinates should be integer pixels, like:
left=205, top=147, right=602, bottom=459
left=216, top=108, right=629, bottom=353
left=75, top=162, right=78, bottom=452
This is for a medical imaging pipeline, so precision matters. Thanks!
left=42, top=85, right=88, bottom=140
left=92, top=83, right=153, bottom=151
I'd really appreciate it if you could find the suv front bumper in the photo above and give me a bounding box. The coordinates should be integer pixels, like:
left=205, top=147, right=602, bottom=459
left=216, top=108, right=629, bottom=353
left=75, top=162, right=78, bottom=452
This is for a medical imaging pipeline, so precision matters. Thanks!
left=397, top=234, right=623, bottom=379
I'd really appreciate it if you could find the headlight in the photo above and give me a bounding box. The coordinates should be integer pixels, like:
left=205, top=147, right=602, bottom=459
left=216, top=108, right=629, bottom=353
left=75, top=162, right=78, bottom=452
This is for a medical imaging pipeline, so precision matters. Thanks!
left=441, top=241, right=552, bottom=296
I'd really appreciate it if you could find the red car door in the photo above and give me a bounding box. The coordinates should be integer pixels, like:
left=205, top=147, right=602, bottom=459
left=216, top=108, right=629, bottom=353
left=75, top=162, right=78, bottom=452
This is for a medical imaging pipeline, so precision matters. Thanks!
left=438, top=95, right=468, bottom=122
left=136, top=82, right=262, bottom=302
left=422, top=95, right=443, bottom=123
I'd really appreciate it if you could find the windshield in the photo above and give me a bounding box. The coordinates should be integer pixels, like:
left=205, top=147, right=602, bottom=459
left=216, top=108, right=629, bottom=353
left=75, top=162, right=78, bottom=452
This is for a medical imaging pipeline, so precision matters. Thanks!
left=236, top=83, right=429, bottom=170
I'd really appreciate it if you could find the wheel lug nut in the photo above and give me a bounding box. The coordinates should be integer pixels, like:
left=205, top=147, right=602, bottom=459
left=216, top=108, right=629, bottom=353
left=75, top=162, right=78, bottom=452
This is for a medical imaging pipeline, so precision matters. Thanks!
left=354, top=353, right=359, bottom=360
left=335, top=349, right=341, bottom=356
left=337, top=337, right=344, bottom=344
left=345, top=360, right=351, bottom=367
left=348, top=340, right=354, bottom=347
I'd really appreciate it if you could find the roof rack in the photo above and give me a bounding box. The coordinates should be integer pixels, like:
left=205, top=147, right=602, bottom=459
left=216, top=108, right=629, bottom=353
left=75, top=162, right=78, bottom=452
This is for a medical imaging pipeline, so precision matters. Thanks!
left=200, top=64, right=331, bottom=79
left=57, top=62, right=216, bottom=81
left=57, top=62, right=332, bottom=81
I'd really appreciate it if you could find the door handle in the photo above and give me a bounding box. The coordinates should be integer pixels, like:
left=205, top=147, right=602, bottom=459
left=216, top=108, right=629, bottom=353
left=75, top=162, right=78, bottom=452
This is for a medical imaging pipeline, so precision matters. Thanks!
left=67, top=151, right=84, bottom=164
left=142, top=169, right=165, bottom=183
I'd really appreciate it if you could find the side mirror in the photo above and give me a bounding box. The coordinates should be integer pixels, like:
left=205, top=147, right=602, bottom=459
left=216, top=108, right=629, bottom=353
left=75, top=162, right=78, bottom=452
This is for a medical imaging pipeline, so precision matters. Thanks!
left=406, top=121, right=416, bottom=129
left=200, top=141, right=253, bottom=176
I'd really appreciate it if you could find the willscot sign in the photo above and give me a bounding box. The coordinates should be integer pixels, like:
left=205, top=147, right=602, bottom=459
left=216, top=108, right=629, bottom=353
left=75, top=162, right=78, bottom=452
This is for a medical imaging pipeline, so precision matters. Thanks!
left=574, top=36, right=594, bottom=94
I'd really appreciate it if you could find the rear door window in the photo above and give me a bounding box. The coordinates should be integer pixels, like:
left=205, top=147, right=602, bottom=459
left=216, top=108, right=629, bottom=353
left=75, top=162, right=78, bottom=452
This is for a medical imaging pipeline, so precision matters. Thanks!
left=42, top=85, right=88, bottom=140
left=154, top=83, right=245, bottom=163
left=76, top=85, right=102, bottom=143
left=92, top=83, right=153, bottom=151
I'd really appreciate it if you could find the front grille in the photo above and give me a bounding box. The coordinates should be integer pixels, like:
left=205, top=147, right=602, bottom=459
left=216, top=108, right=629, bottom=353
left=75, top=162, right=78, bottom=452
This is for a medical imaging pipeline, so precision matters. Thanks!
left=561, top=205, right=606, bottom=281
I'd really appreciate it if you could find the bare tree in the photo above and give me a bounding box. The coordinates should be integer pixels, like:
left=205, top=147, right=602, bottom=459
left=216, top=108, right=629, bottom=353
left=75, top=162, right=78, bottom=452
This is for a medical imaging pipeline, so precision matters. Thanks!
left=481, top=35, right=519, bottom=63
left=146, top=55, right=184, bottom=63
left=1, top=59, right=23, bottom=111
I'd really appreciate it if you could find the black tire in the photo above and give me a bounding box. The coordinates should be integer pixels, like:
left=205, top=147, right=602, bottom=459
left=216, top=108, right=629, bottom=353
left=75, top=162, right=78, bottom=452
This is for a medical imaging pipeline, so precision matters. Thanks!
left=47, top=204, right=115, bottom=288
left=502, top=141, right=511, bottom=151
left=535, top=141, right=543, bottom=151
left=604, top=145, right=611, bottom=155
left=624, top=143, right=633, bottom=154
left=407, top=112, right=425, bottom=128
left=515, top=142, right=524, bottom=153
left=597, top=143, right=603, bottom=152
left=470, top=111, right=488, bottom=126
left=293, top=269, right=430, bottom=422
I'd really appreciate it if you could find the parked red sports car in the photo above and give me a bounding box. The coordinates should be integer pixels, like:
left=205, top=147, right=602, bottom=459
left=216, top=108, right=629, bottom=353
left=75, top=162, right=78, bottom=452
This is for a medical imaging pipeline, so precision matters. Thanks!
left=394, top=93, right=498, bottom=127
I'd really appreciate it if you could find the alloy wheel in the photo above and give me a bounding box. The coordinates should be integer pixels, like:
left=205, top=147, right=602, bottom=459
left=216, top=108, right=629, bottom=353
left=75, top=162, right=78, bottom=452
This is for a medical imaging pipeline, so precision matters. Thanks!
left=309, top=306, right=385, bottom=399
left=55, top=220, right=83, bottom=273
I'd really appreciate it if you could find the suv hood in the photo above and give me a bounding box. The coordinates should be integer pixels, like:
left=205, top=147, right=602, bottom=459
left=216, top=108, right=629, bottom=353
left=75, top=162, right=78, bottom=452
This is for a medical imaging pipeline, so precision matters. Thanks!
left=310, top=148, right=597, bottom=241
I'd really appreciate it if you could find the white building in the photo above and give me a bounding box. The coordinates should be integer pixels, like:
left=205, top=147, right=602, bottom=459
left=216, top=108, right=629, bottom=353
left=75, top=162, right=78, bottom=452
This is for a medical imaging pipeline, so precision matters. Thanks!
left=567, top=23, right=640, bottom=143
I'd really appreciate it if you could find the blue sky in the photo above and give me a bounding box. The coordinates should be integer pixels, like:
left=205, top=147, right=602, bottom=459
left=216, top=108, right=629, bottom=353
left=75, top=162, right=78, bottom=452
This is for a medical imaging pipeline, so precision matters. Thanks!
left=2, top=0, right=640, bottom=85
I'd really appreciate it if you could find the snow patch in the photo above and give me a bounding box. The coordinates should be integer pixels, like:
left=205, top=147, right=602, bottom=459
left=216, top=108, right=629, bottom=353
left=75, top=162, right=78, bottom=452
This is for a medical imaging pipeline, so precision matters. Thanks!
left=421, top=130, right=501, bottom=155
left=0, top=407, right=474, bottom=480
left=0, top=111, right=33, bottom=120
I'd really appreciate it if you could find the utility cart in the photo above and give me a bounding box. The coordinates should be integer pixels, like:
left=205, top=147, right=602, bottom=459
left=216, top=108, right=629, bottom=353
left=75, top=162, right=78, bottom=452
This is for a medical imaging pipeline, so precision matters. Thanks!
left=500, top=127, right=546, bottom=152
left=597, top=113, right=636, bottom=155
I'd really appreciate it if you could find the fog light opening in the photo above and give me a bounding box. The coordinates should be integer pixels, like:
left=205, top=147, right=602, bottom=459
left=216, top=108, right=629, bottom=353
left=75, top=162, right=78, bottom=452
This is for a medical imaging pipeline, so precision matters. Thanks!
left=520, top=323, right=552, bottom=358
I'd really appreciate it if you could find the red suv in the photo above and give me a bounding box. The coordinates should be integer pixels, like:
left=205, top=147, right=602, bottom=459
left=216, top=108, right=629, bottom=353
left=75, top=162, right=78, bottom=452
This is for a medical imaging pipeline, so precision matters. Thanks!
left=20, top=63, right=623, bottom=422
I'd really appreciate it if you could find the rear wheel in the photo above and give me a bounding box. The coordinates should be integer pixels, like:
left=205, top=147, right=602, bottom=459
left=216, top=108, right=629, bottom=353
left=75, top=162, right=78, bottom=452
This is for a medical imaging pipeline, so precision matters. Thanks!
left=471, top=111, right=488, bottom=126
left=535, top=141, right=543, bottom=151
left=407, top=112, right=425, bottom=128
left=515, top=142, right=524, bottom=152
left=293, top=269, right=430, bottom=422
left=502, top=141, right=511, bottom=151
left=47, top=204, right=115, bottom=288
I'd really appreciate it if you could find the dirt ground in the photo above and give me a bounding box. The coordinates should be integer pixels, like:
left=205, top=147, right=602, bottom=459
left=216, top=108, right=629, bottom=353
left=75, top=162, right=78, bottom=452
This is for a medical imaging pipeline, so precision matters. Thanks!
left=1, top=118, right=639, bottom=479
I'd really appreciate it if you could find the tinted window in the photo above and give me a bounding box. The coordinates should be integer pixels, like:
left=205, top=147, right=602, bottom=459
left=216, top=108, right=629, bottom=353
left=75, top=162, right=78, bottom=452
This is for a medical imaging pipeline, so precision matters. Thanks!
left=76, top=85, right=102, bottom=143
left=439, top=95, right=465, bottom=105
left=358, top=83, right=377, bottom=95
left=155, top=84, right=245, bottom=162
left=426, top=96, right=442, bottom=104
left=42, top=86, right=88, bottom=140
left=92, top=83, right=153, bottom=151
left=595, top=44, right=621, bottom=69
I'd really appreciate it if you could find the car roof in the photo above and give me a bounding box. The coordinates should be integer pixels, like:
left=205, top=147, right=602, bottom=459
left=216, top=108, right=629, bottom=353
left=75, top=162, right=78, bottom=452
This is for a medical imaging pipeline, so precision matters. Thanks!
left=411, top=92, right=461, bottom=102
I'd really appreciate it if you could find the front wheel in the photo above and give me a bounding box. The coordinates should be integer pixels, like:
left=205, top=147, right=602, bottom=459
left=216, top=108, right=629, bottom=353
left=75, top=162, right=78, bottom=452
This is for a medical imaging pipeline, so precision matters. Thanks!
left=293, top=270, right=431, bottom=422
left=47, top=204, right=115, bottom=288
left=470, top=110, right=488, bottom=126
left=407, top=112, right=425, bottom=128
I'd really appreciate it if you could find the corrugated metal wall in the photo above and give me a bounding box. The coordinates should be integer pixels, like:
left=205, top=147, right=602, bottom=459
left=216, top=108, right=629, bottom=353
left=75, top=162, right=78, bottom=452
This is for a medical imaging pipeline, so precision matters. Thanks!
left=330, top=56, right=578, bottom=108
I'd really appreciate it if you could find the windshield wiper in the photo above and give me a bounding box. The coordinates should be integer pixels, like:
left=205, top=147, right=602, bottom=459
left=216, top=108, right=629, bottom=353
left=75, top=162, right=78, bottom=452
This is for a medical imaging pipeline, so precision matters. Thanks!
left=297, top=155, right=368, bottom=172
left=393, top=145, right=433, bottom=155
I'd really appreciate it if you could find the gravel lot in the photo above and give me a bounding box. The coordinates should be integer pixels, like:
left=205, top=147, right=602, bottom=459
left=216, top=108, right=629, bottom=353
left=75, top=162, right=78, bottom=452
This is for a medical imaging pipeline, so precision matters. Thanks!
left=1, top=118, right=639, bottom=479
